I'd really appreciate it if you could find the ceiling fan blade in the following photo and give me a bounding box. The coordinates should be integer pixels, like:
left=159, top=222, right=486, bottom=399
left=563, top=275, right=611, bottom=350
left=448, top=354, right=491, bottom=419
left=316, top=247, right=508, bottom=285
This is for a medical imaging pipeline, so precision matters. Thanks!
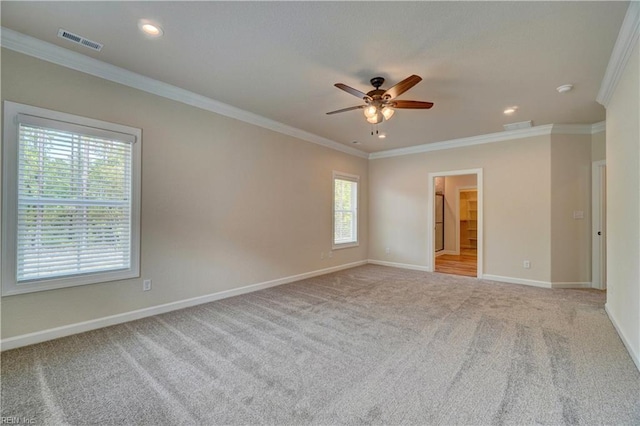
left=335, top=83, right=371, bottom=101
left=326, top=105, right=365, bottom=115
left=383, top=75, right=423, bottom=100
left=392, top=100, right=434, bottom=109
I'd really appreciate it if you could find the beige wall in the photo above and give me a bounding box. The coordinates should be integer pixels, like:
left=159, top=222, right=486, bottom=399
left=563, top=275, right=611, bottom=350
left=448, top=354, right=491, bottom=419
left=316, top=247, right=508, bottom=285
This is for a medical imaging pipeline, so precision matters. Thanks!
left=369, top=136, right=553, bottom=282
left=0, top=49, right=369, bottom=338
left=550, top=134, right=593, bottom=283
left=605, top=39, right=640, bottom=364
left=0, top=46, right=616, bottom=344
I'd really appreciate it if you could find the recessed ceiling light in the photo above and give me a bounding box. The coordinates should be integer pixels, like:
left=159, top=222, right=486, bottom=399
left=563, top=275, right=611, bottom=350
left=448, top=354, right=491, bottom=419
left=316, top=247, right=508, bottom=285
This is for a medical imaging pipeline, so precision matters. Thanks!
left=556, top=84, right=573, bottom=93
left=378, top=134, right=386, bottom=139
left=503, top=106, right=518, bottom=115
left=138, top=19, right=164, bottom=37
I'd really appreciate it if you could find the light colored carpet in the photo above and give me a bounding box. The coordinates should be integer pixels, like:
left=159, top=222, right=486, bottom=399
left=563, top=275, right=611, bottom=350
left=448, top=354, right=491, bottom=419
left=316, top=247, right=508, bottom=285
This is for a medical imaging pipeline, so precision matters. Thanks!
left=2, top=265, right=639, bottom=425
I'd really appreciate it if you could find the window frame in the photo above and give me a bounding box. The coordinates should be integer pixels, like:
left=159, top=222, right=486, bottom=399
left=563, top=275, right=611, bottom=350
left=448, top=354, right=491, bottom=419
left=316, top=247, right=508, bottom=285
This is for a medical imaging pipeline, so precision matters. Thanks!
left=332, top=171, right=359, bottom=250
left=2, top=101, right=142, bottom=296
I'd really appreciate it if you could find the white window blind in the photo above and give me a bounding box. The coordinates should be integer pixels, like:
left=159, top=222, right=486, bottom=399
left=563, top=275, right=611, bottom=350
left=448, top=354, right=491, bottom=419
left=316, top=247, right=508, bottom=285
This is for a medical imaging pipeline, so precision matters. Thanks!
left=333, top=172, right=358, bottom=248
left=2, top=102, right=141, bottom=295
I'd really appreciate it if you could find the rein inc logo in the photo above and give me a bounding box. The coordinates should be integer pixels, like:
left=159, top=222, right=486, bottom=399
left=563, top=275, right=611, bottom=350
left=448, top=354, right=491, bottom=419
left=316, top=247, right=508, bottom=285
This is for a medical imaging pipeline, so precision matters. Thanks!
left=1, top=418, right=35, bottom=424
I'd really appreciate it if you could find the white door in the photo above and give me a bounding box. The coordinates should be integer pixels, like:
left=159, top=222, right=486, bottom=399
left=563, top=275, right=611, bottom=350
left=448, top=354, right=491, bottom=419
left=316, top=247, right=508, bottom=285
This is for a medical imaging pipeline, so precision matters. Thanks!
left=592, top=161, right=606, bottom=289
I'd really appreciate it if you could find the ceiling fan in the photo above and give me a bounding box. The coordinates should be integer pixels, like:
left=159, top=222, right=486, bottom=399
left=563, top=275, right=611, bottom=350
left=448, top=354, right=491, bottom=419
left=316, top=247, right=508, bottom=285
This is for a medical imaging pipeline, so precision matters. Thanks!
left=327, top=75, right=434, bottom=124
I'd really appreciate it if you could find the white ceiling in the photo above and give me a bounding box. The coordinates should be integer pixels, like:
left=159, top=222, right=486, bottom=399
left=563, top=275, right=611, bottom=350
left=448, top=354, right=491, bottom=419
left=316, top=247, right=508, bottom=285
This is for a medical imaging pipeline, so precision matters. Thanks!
left=1, top=1, right=627, bottom=154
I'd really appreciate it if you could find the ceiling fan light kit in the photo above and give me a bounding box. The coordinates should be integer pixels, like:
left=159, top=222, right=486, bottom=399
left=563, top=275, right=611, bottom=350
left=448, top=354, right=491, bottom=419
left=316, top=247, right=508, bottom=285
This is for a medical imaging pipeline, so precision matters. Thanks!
left=364, top=105, right=377, bottom=119
left=366, top=113, right=383, bottom=124
left=327, top=75, right=434, bottom=127
left=381, top=106, right=395, bottom=120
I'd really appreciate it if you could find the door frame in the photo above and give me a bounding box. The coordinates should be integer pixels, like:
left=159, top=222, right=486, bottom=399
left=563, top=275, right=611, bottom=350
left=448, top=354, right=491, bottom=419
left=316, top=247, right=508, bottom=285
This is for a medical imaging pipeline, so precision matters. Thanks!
left=427, top=168, right=483, bottom=277
left=592, top=160, right=606, bottom=289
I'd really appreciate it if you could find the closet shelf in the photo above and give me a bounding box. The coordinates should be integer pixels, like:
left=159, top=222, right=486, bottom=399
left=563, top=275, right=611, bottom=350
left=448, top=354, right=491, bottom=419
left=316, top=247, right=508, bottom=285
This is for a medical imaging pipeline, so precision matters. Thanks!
left=460, top=189, right=478, bottom=249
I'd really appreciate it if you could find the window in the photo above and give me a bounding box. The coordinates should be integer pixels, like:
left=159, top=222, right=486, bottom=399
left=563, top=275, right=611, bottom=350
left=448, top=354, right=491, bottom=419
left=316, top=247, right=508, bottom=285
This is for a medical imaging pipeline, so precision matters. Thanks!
left=2, top=102, right=141, bottom=295
left=333, top=171, right=359, bottom=249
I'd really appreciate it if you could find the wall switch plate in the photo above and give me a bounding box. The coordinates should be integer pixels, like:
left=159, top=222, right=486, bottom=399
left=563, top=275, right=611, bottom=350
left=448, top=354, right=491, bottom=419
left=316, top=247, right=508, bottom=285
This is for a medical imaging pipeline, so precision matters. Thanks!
left=523, top=261, right=531, bottom=269
left=143, top=279, right=152, bottom=291
left=573, top=210, right=584, bottom=219
left=385, top=247, right=391, bottom=254
left=328, top=251, right=333, bottom=258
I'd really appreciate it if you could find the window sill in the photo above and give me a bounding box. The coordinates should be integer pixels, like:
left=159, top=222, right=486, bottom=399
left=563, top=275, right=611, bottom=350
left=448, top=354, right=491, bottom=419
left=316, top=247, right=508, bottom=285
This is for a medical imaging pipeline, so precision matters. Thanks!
left=1, top=268, right=139, bottom=296
left=332, top=242, right=359, bottom=250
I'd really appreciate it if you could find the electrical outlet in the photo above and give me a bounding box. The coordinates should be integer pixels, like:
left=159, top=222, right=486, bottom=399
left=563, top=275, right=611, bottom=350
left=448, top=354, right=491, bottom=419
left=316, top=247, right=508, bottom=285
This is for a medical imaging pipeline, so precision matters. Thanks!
left=143, top=279, right=152, bottom=291
left=321, top=252, right=325, bottom=259
left=385, top=247, right=391, bottom=254
left=523, top=261, right=531, bottom=269
left=328, top=251, right=333, bottom=258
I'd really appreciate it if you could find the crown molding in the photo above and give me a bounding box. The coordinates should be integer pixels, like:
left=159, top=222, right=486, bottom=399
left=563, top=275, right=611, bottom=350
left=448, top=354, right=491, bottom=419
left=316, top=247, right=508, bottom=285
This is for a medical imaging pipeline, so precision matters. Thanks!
left=596, top=2, right=640, bottom=107
left=1, top=27, right=608, bottom=162
left=369, top=123, right=602, bottom=160
left=369, top=125, right=554, bottom=160
left=0, top=27, right=369, bottom=159
left=551, top=124, right=597, bottom=135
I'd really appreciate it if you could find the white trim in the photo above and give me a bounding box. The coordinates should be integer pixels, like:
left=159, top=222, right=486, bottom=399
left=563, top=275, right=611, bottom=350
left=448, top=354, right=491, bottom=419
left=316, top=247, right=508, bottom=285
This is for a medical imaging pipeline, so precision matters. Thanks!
left=597, top=2, right=640, bottom=107
left=368, top=123, right=601, bottom=160
left=367, top=259, right=431, bottom=272
left=332, top=243, right=359, bottom=250
left=605, top=303, right=640, bottom=372
left=368, top=262, right=555, bottom=289
left=2, top=101, right=142, bottom=296
left=332, top=171, right=360, bottom=182
left=551, top=282, right=593, bottom=289
left=0, top=260, right=368, bottom=351
left=369, top=125, right=554, bottom=159
left=0, top=27, right=368, bottom=160
left=332, top=171, right=360, bottom=250
left=550, top=124, right=598, bottom=135
left=592, top=160, right=607, bottom=290
left=435, top=250, right=456, bottom=257
left=591, top=121, right=606, bottom=134
left=481, top=274, right=552, bottom=288
left=0, top=27, right=608, bottom=161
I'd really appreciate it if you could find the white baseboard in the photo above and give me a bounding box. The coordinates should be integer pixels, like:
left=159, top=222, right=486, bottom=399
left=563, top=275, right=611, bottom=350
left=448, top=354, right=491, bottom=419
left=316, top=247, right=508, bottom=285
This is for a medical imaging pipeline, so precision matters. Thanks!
left=481, top=274, right=552, bottom=288
left=367, top=265, right=589, bottom=291
left=605, top=304, right=640, bottom=372
left=551, top=282, right=593, bottom=289
left=0, top=260, right=367, bottom=351
left=435, top=250, right=456, bottom=257
left=367, top=259, right=432, bottom=272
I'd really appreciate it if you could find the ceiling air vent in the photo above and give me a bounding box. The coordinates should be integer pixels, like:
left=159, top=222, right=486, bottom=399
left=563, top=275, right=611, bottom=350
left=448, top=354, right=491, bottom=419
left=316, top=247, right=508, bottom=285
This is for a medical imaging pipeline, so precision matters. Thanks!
left=503, top=121, right=533, bottom=131
left=57, top=29, right=103, bottom=52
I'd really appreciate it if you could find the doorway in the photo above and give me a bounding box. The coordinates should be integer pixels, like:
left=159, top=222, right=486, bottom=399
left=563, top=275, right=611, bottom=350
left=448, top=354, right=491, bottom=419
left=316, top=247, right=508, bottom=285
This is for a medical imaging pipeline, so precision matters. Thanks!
left=427, top=169, right=483, bottom=278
